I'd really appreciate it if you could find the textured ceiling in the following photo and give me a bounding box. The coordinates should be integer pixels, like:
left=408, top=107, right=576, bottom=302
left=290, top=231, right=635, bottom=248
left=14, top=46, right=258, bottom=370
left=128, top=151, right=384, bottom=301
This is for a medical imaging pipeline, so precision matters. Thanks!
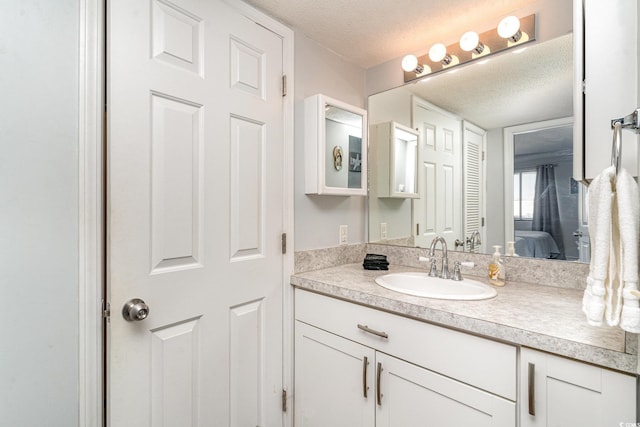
left=244, top=0, right=539, bottom=68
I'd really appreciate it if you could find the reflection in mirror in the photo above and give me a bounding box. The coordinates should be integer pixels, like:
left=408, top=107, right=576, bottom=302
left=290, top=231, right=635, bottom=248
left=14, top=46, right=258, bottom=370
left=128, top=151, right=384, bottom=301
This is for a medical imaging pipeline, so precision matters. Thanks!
left=325, top=105, right=364, bottom=189
left=507, top=120, right=581, bottom=261
left=368, top=33, right=588, bottom=262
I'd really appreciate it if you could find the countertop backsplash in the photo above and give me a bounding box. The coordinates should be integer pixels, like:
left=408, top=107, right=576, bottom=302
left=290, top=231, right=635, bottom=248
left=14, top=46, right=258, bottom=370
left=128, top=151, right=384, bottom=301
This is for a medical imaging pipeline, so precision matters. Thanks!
left=295, top=243, right=590, bottom=291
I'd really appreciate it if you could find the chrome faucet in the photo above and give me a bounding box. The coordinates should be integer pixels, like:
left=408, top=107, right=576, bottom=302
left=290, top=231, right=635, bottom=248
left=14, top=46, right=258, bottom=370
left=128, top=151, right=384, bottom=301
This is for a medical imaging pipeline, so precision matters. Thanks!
left=428, top=236, right=451, bottom=279
left=466, top=231, right=482, bottom=253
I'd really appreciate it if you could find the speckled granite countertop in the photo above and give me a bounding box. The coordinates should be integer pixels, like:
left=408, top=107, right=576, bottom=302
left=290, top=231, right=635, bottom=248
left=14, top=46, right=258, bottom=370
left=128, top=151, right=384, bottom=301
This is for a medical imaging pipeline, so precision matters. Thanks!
left=291, top=263, right=637, bottom=374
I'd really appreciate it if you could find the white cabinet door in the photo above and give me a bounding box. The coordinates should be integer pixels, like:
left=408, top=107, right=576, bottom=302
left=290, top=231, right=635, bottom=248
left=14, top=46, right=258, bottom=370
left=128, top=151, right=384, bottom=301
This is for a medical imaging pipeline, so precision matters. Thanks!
left=376, top=353, right=515, bottom=427
left=294, top=322, right=375, bottom=427
left=579, top=0, right=639, bottom=180
left=520, top=348, right=636, bottom=427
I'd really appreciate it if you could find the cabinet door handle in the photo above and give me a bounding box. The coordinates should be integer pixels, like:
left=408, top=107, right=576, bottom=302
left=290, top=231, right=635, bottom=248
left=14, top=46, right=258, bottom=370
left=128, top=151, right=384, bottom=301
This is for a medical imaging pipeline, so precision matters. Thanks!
left=376, top=362, right=383, bottom=406
left=528, top=362, right=536, bottom=416
left=357, top=324, right=389, bottom=339
left=362, top=356, right=369, bottom=398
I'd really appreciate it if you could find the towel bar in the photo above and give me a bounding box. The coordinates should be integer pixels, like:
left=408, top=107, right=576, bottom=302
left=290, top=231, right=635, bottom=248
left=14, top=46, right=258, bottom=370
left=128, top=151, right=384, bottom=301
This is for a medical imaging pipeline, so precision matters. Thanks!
left=610, top=107, right=640, bottom=173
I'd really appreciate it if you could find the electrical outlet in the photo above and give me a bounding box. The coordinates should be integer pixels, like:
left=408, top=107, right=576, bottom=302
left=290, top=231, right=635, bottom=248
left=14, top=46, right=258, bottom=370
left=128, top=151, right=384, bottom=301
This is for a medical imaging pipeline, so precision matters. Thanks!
left=339, top=225, right=348, bottom=245
left=380, top=223, right=387, bottom=240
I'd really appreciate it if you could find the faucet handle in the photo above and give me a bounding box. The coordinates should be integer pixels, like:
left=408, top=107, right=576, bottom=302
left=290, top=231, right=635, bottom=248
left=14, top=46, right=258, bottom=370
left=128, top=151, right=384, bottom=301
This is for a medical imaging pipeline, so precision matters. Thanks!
left=452, top=261, right=463, bottom=281
left=428, top=257, right=438, bottom=277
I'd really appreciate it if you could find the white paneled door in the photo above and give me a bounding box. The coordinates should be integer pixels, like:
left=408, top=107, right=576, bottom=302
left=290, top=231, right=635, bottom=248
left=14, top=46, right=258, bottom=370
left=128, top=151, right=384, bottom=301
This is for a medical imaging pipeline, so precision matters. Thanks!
left=412, top=98, right=463, bottom=249
left=108, top=0, right=285, bottom=425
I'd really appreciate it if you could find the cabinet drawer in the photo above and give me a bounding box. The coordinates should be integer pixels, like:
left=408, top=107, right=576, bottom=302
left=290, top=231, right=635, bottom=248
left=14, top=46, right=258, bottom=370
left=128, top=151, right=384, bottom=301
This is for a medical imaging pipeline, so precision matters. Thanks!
left=295, top=289, right=517, bottom=400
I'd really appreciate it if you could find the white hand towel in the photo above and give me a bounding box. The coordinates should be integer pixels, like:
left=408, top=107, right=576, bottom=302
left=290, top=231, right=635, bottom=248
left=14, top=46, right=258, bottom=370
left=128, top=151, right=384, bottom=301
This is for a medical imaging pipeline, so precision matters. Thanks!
left=616, top=168, right=640, bottom=332
left=583, top=166, right=615, bottom=326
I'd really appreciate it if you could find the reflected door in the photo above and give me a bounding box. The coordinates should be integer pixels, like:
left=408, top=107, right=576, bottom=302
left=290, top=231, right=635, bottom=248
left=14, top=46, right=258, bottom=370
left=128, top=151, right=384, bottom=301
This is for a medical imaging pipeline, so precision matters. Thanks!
left=108, top=0, right=285, bottom=425
left=412, top=99, right=463, bottom=249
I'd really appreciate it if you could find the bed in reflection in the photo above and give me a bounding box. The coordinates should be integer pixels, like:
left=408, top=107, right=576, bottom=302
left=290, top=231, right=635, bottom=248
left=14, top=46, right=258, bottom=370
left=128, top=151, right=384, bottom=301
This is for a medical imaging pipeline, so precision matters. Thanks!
left=514, top=230, right=561, bottom=259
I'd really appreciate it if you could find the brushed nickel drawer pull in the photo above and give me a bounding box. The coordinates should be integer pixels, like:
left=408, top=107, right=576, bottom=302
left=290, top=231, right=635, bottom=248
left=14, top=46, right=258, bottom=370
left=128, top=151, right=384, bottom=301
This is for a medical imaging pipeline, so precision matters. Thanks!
left=362, top=356, right=369, bottom=398
left=357, top=324, right=389, bottom=339
left=376, top=362, right=383, bottom=406
left=528, top=362, right=536, bottom=416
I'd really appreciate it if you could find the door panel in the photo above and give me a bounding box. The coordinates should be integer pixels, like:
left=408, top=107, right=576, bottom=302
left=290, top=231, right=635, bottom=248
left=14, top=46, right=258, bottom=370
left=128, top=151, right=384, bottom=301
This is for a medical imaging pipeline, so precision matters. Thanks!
left=150, top=318, right=201, bottom=426
left=150, top=92, right=204, bottom=272
left=108, top=0, right=284, bottom=425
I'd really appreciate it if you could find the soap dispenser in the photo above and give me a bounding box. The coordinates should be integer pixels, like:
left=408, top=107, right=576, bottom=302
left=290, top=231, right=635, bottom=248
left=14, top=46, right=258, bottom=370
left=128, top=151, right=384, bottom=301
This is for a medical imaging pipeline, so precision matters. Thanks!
left=488, top=245, right=505, bottom=286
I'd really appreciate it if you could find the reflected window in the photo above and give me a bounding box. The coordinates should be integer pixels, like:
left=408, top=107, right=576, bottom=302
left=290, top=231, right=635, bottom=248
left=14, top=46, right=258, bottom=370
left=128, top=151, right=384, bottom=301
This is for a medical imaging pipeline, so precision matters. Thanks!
left=514, top=170, right=536, bottom=220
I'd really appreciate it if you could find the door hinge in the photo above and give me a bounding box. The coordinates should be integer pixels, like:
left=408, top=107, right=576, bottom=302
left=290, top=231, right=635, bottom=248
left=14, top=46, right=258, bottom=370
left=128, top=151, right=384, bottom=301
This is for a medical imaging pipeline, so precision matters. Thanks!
left=481, top=217, right=485, bottom=227
left=281, top=233, right=287, bottom=254
left=582, top=79, right=586, bottom=94
left=482, top=151, right=486, bottom=161
left=282, top=388, right=287, bottom=412
left=416, top=224, right=420, bottom=235
left=282, top=75, right=287, bottom=97
left=102, top=300, right=111, bottom=320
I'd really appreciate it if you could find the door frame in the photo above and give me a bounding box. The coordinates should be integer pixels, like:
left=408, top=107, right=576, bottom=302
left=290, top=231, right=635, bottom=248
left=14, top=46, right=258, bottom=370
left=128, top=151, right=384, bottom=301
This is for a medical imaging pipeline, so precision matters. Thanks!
left=77, top=1, right=295, bottom=425
left=78, top=0, right=104, bottom=425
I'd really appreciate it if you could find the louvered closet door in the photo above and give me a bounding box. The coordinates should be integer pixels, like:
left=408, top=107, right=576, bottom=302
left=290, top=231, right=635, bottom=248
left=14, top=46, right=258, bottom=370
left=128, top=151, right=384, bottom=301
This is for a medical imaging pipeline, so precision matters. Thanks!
left=463, top=121, right=486, bottom=253
left=107, top=0, right=285, bottom=425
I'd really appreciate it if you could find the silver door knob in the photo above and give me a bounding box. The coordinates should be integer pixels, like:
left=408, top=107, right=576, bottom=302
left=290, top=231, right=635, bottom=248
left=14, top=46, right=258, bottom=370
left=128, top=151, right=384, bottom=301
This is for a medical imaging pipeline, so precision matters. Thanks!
left=122, top=298, right=150, bottom=322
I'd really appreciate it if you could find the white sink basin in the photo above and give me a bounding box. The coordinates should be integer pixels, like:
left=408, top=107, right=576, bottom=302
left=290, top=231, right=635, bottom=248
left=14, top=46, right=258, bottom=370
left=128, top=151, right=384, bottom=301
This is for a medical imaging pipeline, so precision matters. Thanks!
left=375, top=272, right=497, bottom=301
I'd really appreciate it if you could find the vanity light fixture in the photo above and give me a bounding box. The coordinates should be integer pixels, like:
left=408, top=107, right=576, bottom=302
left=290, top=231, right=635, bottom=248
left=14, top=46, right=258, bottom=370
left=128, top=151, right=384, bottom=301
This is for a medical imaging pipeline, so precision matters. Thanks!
left=497, top=16, right=522, bottom=42
left=401, top=13, right=535, bottom=83
left=459, top=31, right=485, bottom=55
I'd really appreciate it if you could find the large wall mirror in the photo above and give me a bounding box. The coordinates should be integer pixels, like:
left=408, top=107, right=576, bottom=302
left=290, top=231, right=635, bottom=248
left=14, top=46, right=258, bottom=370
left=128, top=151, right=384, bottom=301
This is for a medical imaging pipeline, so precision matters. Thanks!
left=368, top=26, right=588, bottom=262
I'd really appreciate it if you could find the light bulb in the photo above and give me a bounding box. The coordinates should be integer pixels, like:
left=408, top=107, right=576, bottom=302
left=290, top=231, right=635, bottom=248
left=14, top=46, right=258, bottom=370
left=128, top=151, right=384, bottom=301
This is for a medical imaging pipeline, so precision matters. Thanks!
left=428, top=43, right=447, bottom=62
left=459, top=31, right=484, bottom=54
left=498, top=16, right=522, bottom=42
left=401, top=55, right=420, bottom=73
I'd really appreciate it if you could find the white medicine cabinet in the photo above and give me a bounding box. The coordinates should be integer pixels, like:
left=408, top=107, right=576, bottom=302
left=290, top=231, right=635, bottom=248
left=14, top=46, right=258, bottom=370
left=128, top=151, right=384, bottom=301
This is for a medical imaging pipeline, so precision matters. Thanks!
left=305, top=94, right=368, bottom=196
left=370, top=121, right=419, bottom=198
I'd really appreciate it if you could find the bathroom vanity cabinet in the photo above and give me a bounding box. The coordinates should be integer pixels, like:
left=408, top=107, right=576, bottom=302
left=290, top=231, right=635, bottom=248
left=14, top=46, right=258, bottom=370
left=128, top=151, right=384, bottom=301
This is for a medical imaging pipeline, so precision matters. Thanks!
left=520, top=348, right=636, bottom=427
left=294, top=289, right=637, bottom=426
left=294, top=290, right=516, bottom=426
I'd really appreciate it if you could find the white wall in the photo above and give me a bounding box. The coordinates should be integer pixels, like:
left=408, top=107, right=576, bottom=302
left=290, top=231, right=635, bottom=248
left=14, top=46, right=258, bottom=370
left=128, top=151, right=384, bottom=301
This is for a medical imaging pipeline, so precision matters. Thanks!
left=294, top=32, right=367, bottom=250
left=0, top=1, right=80, bottom=425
